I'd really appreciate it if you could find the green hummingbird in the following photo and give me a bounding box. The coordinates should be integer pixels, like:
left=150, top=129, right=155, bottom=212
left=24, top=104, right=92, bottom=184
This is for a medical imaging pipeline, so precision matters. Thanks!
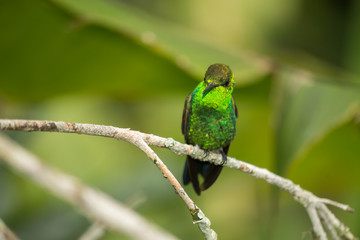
left=182, top=63, right=238, bottom=195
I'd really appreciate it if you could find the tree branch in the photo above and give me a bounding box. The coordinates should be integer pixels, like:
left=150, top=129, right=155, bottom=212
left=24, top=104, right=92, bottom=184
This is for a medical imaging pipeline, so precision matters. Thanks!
left=0, top=133, right=178, bottom=240
left=0, top=119, right=217, bottom=240
left=0, top=119, right=357, bottom=240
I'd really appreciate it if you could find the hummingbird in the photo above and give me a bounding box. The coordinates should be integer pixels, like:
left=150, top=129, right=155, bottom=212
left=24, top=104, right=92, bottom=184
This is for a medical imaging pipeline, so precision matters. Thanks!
left=182, top=63, right=238, bottom=195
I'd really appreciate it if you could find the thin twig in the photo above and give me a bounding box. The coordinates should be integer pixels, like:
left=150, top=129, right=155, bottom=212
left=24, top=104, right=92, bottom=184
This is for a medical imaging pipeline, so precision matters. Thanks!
left=319, top=209, right=340, bottom=240
left=317, top=204, right=356, bottom=240
left=307, top=204, right=327, bottom=240
left=319, top=198, right=354, bottom=212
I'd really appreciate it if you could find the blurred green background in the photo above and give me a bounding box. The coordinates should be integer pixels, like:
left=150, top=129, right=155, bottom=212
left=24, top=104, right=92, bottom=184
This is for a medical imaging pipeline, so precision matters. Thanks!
left=0, top=0, right=360, bottom=239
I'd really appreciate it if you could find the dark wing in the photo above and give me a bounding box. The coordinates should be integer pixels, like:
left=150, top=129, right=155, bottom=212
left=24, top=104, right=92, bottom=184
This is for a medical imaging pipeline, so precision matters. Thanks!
left=181, top=93, right=203, bottom=194
left=232, top=96, right=238, bottom=118
left=181, top=93, right=193, bottom=137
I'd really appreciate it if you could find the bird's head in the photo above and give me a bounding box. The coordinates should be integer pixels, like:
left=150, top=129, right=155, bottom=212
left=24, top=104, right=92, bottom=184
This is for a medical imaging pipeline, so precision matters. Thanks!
left=202, top=63, right=234, bottom=95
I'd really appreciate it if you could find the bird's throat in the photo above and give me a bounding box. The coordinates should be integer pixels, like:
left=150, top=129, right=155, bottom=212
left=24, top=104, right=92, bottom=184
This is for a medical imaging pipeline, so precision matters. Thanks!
left=200, top=89, right=232, bottom=111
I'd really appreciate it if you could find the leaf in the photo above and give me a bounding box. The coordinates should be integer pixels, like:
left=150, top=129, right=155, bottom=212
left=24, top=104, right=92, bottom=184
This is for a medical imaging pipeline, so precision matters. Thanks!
left=51, top=0, right=268, bottom=83
left=0, top=0, right=268, bottom=101
left=273, top=68, right=360, bottom=174
left=0, top=0, right=193, bottom=101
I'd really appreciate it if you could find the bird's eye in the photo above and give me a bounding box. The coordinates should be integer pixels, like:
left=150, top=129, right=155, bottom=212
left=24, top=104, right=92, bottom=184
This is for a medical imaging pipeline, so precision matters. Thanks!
left=222, top=81, right=230, bottom=87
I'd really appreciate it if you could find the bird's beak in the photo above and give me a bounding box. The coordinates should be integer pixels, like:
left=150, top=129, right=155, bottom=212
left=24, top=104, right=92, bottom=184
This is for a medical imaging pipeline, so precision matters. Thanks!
left=203, top=82, right=219, bottom=95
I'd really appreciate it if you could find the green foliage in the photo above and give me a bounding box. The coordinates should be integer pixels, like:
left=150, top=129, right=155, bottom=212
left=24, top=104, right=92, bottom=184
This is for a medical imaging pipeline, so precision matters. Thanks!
left=0, top=0, right=359, bottom=239
left=274, top=68, right=360, bottom=173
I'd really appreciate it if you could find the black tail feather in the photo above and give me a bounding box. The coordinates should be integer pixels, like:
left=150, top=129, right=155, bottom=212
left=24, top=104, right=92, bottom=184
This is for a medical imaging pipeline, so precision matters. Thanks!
left=183, top=144, right=230, bottom=195
left=200, top=164, right=223, bottom=191
left=183, top=156, right=201, bottom=195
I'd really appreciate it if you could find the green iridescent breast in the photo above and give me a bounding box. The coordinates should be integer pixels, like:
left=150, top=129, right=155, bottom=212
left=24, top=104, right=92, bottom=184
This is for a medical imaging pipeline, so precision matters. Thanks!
left=185, top=82, right=237, bottom=150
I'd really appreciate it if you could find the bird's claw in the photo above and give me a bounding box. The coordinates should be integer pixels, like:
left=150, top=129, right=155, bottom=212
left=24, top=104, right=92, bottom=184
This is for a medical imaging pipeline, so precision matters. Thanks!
left=203, top=149, right=211, bottom=159
left=220, top=149, right=227, bottom=165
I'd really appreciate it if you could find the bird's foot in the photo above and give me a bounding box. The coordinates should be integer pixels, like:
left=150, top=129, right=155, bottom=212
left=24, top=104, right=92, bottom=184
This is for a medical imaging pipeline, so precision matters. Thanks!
left=203, top=149, right=211, bottom=159
left=219, top=149, right=227, bottom=165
